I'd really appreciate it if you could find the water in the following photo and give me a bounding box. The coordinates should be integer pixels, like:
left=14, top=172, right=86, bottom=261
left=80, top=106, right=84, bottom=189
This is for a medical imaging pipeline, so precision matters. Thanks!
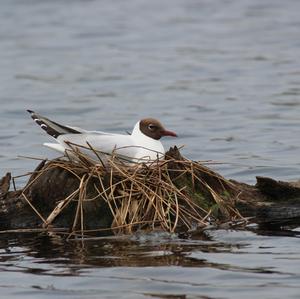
left=0, top=229, right=300, bottom=299
left=0, top=0, right=300, bottom=298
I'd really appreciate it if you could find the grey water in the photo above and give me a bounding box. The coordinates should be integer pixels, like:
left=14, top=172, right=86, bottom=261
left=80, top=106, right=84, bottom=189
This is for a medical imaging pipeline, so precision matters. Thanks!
left=0, top=0, right=300, bottom=298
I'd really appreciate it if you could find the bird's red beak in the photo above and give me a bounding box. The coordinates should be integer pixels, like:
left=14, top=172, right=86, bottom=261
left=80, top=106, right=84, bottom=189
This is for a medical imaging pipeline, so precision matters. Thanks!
left=161, top=130, right=177, bottom=137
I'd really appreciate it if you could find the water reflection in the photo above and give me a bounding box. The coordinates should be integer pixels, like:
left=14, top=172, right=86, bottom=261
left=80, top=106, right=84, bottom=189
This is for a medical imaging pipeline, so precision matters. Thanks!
left=1, top=232, right=211, bottom=270
left=1, top=228, right=298, bottom=273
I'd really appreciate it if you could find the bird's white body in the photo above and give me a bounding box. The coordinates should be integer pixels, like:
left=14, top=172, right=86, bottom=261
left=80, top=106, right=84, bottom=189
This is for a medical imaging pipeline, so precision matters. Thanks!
left=44, top=121, right=165, bottom=163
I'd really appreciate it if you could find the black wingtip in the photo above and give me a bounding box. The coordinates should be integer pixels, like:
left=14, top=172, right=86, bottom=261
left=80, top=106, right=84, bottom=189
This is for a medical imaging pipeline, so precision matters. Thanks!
left=27, top=109, right=34, bottom=114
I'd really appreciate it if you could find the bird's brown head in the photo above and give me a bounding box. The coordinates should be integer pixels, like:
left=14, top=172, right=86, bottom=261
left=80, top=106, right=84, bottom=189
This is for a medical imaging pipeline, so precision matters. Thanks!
left=139, top=118, right=177, bottom=140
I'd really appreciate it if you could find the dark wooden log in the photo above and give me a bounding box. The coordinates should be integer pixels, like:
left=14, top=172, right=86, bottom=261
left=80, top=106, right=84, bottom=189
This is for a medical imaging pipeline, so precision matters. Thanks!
left=254, top=176, right=300, bottom=228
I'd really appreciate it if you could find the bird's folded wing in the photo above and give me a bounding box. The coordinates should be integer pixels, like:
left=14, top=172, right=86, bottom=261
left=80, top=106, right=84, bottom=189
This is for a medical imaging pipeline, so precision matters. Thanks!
left=66, top=126, right=117, bottom=135
left=57, top=133, right=138, bottom=159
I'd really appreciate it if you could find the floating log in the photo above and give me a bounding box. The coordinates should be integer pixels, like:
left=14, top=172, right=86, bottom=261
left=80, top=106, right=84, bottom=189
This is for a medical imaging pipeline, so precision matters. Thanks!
left=0, top=147, right=300, bottom=236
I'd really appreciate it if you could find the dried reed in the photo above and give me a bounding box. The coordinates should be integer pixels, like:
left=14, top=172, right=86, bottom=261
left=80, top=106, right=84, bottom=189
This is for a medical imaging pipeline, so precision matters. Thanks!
left=19, top=145, right=244, bottom=238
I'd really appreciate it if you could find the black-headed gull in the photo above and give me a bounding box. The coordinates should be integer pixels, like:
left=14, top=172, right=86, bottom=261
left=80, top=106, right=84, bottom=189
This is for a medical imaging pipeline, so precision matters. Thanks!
left=27, top=110, right=177, bottom=163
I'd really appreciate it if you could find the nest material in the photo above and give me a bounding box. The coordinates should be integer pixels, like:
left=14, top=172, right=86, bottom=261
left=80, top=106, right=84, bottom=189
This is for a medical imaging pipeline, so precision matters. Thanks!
left=19, top=146, right=244, bottom=237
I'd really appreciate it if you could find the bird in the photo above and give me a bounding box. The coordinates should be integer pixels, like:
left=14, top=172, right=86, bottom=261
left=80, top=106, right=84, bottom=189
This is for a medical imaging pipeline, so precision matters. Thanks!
left=27, top=110, right=177, bottom=164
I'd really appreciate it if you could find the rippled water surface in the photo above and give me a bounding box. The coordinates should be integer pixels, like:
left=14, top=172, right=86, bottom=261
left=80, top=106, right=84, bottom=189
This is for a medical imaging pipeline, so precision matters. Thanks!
left=1, top=0, right=300, bottom=298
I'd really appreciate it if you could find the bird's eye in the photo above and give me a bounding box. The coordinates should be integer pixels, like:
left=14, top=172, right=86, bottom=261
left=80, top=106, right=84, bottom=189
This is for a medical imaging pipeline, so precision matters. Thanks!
left=148, top=124, right=156, bottom=131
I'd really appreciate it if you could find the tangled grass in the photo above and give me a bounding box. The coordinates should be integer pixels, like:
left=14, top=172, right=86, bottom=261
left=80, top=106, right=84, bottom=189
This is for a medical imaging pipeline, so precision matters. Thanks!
left=18, top=145, right=244, bottom=238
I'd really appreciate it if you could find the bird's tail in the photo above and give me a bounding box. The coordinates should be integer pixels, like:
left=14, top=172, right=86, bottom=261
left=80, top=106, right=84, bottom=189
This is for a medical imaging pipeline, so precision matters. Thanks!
left=27, top=110, right=80, bottom=139
left=43, top=142, right=65, bottom=153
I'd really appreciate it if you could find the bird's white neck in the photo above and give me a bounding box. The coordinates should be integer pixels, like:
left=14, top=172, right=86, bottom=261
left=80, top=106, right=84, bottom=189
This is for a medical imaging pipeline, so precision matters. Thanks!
left=131, top=121, right=141, bottom=137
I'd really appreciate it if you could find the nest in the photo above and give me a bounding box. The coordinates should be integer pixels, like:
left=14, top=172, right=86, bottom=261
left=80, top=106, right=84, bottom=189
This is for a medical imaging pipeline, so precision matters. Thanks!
left=19, top=146, right=244, bottom=238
